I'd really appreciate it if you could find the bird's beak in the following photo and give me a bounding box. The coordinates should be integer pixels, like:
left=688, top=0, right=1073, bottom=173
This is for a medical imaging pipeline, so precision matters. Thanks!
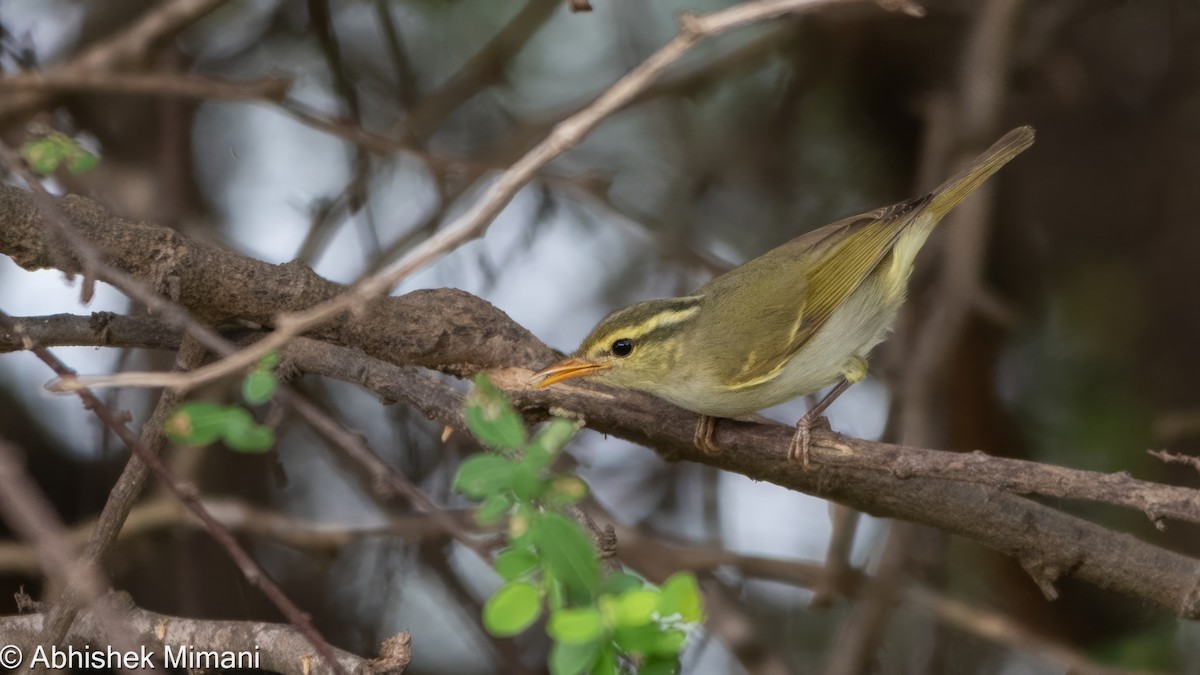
left=530, top=358, right=610, bottom=388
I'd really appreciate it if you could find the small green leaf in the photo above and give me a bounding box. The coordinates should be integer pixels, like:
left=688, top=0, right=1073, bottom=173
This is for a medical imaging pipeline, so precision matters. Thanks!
left=547, top=607, right=604, bottom=644
left=546, top=573, right=565, bottom=611
left=534, top=513, right=600, bottom=603
left=549, top=640, right=601, bottom=675
left=224, top=424, right=275, bottom=453
left=614, top=588, right=660, bottom=628
left=613, top=625, right=660, bottom=656
left=590, top=646, right=619, bottom=675
left=242, top=370, right=277, bottom=405
left=221, top=407, right=274, bottom=453
left=475, top=493, right=513, bottom=525
left=165, top=402, right=232, bottom=447
left=482, top=581, right=541, bottom=637
left=511, top=464, right=549, bottom=501
left=21, top=138, right=65, bottom=174
left=65, top=149, right=98, bottom=174
left=638, top=657, right=680, bottom=675
left=545, top=475, right=589, bottom=505
left=614, top=625, right=685, bottom=658
left=257, top=351, right=281, bottom=369
left=453, top=454, right=519, bottom=499
left=22, top=134, right=99, bottom=175
left=494, top=548, right=539, bottom=581
left=658, top=573, right=704, bottom=623
left=464, top=375, right=526, bottom=451
left=649, top=629, right=686, bottom=657
left=527, top=417, right=581, bottom=469
left=600, top=571, right=645, bottom=596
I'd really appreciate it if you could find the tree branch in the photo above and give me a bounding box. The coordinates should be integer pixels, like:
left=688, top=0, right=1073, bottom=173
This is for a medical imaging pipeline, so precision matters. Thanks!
left=2, top=602, right=410, bottom=675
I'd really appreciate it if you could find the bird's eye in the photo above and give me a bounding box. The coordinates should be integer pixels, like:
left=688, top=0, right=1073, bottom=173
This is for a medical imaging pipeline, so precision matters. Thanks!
left=611, top=338, right=634, bottom=357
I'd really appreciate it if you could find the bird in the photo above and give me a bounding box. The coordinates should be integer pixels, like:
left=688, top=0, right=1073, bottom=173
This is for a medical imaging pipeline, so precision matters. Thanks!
left=530, top=126, right=1034, bottom=465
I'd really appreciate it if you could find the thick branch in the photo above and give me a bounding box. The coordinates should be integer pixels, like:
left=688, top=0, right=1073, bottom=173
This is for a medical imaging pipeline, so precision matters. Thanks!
left=3, top=602, right=409, bottom=675
left=2, top=186, right=1200, bottom=618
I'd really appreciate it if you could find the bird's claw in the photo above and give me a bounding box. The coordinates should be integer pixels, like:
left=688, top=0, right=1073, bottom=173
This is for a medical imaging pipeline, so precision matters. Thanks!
left=787, top=413, right=828, bottom=468
left=693, top=415, right=721, bottom=456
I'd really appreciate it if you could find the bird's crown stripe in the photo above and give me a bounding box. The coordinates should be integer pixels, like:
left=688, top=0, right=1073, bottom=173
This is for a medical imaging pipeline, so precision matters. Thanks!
left=596, top=300, right=702, bottom=344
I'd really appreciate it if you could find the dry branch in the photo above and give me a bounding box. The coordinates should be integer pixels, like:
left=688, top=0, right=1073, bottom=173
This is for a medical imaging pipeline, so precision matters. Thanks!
left=2, top=603, right=410, bottom=675
left=0, top=186, right=1198, bottom=616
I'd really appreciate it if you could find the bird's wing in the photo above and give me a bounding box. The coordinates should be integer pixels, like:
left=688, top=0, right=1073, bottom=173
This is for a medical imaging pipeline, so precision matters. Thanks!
left=709, top=197, right=927, bottom=390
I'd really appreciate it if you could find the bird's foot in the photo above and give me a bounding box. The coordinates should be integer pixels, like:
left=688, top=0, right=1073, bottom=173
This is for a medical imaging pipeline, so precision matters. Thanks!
left=693, top=415, right=721, bottom=456
left=787, top=413, right=830, bottom=468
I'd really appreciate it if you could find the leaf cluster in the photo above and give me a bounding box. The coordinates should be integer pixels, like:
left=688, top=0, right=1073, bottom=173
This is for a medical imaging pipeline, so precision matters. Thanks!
left=164, top=352, right=280, bottom=453
left=456, top=376, right=705, bottom=675
left=21, top=132, right=98, bottom=175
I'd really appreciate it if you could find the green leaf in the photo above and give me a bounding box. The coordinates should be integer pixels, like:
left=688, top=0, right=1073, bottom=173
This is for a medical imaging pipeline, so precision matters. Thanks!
left=257, top=351, right=281, bottom=369
left=482, top=581, right=541, bottom=637
left=545, top=475, right=589, bottom=505
left=221, top=407, right=274, bottom=453
left=658, top=573, right=704, bottom=623
left=453, top=454, right=519, bottom=499
left=549, top=640, right=601, bottom=675
left=533, top=513, right=600, bottom=603
left=547, top=607, right=605, bottom=645
left=546, top=573, right=565, bottom=611
left=493, top=548, right=539, bottom=581
left=224, top=424, right=275, bottom=453
left=21, top=138, right=66, bottom=174
left=527, top=417, right=581, bottom=469
left=511, top=464, right=549, bottom=501
left=65, top=149, right=98, bottom=174
left=649, top=629, right=686, bottom=657
left=242, top=370, right=277, bottom=405
left=21, top=134, right=98, bottom=175
left=613, top=625, right=660, bottom=656
left=638, top=657, right=680, bottom=675
left=165, top=402, right=233, bottom=447
left=614, top=626, right=685, bottom=658
left=475, top=494, right=513, bottom=525
left=464, top=375, right=526, bottom=451
left=614, top=588, right=660, bottom=628
left=590, top=647, right=618, bottom=675
left=509, top=505, right=534, bottom=549
left=600, top=571, right=645, bottom=596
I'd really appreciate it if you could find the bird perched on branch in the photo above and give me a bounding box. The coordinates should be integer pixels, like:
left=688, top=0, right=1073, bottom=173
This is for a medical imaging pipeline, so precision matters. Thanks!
left=532, top=126, right=1035, bottom=465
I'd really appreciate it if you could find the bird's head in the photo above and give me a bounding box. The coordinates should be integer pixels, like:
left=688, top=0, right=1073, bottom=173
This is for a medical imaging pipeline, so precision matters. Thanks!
left=530, top=296, right=704, bottom=392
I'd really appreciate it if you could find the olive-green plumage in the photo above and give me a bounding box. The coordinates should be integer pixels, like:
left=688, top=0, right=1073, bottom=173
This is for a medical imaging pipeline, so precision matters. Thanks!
left=535, top=127, right=1034, bottom=431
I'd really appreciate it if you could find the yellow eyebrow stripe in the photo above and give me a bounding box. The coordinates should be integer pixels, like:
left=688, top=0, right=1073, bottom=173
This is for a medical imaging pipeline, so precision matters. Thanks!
left=595, top=301, right=702, bottom=345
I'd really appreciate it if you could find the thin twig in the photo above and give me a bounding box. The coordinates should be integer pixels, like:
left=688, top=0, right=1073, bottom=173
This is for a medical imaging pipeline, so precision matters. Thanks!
left=50, top=0, right=894, bottom=397
left=0, top=437, right=138, bottom=661
left=0, top=0, right=232, bottom=121
left=0, top=311, right=350, bottom=675
left=0, top=72, right=291, bottom=101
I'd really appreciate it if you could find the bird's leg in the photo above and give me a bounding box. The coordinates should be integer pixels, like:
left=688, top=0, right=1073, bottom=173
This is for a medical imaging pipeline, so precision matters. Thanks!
left=788, top=379, right=853, bottom=467
left=693, top=415, right=721, bottom=456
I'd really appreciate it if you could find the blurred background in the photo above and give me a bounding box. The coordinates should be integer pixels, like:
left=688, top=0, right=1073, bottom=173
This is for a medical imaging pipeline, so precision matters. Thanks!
left=1, top=0, right=1199, bottom=673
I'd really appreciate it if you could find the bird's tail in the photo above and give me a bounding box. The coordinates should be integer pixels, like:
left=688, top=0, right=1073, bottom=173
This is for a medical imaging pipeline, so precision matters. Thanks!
left=926, top=126, right=1035, bottom=220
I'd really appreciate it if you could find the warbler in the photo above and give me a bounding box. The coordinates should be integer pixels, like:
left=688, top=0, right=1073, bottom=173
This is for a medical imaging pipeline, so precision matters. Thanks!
left=531, top=126, right=1034, bottom=464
